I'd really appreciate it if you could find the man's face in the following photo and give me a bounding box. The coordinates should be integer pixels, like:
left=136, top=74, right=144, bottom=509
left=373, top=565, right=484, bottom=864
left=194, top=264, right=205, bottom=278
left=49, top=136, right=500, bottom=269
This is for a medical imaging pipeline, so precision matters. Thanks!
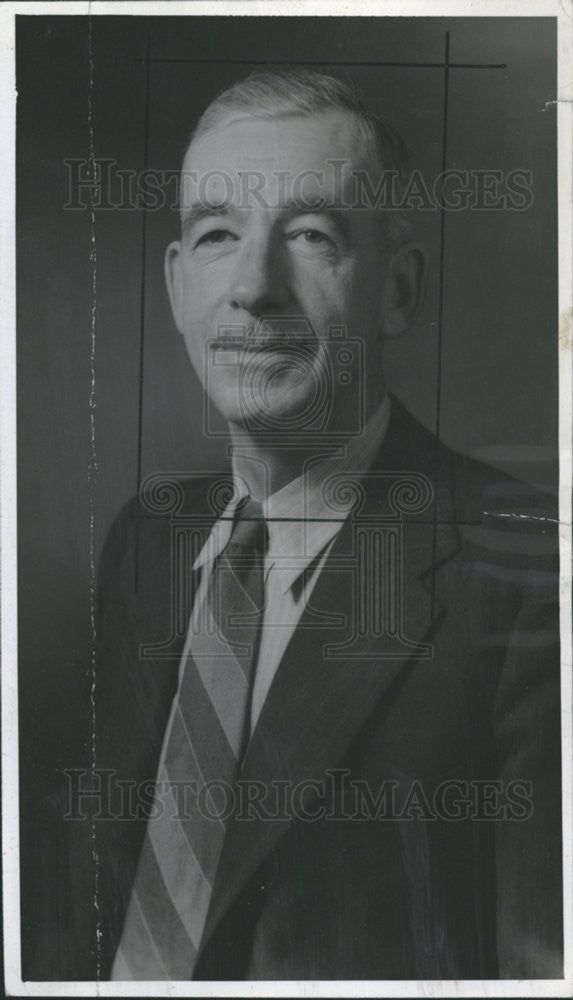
left=166, top=109, right=393, bottom=436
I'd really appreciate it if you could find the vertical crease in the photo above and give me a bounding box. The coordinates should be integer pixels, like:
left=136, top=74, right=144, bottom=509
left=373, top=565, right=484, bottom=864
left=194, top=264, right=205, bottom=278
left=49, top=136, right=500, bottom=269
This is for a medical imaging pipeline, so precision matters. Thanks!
left=86, top=8, right=102, bottom=981
left=134, top=36, right=152, bottom=594
left=431, top=30, right=451, bottom=617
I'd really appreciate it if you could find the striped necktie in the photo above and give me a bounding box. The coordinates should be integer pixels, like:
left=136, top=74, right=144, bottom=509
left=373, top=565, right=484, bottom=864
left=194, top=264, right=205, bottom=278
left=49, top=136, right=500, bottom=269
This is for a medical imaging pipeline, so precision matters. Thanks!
left=111, top=498, right=267, bottom=980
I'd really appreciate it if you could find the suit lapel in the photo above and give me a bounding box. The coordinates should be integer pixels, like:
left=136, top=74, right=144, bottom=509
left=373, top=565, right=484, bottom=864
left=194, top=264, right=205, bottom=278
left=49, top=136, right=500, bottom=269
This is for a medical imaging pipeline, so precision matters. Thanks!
left=198, top=404, right=461, bottom=958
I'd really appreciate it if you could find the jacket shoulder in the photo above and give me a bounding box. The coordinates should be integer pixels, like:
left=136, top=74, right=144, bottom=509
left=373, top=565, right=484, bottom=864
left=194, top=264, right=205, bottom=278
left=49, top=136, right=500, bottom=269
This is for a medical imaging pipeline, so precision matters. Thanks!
left=387, top=394, right=558, bottom=530
left=96, top=470, right=233, bottom=597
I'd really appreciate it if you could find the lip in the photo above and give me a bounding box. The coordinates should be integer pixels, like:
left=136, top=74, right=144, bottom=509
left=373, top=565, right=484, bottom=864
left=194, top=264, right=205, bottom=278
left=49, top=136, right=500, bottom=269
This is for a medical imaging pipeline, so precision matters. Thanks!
left=213, top=318, right=317, bottom=353
left=211, top=334, right=318, bottom=357
left=212, top=339, right=314, bottom=353
left=210, top=339, right=318, bottom=378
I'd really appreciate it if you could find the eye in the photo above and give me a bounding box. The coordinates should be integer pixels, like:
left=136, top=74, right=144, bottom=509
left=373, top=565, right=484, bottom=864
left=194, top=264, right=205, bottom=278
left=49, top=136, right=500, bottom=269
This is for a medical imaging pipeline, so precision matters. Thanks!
left=287, top=228, right=337, bottom=254
left=294, top=229, right=331, bottom=245
left=194, top=229, right=237, bottom=248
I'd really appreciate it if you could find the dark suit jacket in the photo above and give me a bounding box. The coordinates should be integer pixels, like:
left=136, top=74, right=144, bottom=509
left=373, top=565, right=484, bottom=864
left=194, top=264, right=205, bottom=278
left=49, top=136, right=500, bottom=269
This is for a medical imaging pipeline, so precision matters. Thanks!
left=29, top=397, right=562, bottom=981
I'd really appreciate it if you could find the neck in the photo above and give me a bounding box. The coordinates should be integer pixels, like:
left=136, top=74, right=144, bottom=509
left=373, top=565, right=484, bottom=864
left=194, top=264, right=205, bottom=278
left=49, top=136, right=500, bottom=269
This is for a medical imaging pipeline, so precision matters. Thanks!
left=228, top=427, right=335, bottom=501
left=228, top=388, right=388, bottom=501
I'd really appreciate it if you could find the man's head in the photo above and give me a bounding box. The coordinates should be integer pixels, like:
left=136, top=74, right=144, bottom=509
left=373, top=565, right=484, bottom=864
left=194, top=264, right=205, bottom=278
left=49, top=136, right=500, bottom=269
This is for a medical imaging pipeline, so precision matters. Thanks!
left=165, top=69, right=426, bottom=438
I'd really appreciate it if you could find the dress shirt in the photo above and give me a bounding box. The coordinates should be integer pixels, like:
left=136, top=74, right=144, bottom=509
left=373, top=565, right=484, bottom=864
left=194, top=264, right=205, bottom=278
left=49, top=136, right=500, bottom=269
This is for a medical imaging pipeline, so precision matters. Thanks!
left=185, top=394, right=391, bottom=733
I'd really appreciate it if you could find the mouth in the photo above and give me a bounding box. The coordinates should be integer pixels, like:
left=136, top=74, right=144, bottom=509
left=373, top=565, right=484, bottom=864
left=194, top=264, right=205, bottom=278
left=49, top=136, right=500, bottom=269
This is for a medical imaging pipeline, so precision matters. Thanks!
left=211, top=319, right=317, bottom=357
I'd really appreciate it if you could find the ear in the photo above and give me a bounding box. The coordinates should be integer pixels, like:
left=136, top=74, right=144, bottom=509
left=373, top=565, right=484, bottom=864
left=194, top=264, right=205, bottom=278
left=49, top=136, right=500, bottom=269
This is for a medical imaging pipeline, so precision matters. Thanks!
left=164, top=240, right=184, bottom=334
left=381, top=243, right=427, bottom=338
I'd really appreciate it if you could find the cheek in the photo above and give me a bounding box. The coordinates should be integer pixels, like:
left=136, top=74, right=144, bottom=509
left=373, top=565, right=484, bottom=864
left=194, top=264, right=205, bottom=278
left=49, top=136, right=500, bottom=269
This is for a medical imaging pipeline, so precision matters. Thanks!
left=180, top=283, right=218, bottom=341
left=178, top=295, right=211, bottom=375
left=298, top=255, right=376, bottom=323
left=292, top=266, right=349, bottom=335
left=180, top=259, right=228, bottom=313
left=342, top=265, right=383, bottom=334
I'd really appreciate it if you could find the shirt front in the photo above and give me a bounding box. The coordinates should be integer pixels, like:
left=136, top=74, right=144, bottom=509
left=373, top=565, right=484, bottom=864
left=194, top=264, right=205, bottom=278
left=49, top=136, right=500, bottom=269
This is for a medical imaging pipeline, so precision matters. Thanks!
left=186, top=394, right=391, bottom=734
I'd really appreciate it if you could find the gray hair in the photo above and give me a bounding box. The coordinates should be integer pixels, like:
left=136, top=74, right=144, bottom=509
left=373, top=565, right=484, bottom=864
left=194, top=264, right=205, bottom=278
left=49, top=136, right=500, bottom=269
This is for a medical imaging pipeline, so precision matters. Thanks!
left=185, top=68, right=412, bottom=248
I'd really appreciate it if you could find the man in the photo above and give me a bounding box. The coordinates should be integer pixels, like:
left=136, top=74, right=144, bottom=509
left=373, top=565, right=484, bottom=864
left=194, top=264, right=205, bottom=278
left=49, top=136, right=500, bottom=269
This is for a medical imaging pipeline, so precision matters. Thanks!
left=81, top=70, right=561, bottom=981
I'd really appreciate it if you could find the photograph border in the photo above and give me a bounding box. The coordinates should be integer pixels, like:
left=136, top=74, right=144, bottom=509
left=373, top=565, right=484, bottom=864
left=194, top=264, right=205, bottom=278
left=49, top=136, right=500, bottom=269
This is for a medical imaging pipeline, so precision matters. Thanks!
left=1, top=1, right=571, bottom=996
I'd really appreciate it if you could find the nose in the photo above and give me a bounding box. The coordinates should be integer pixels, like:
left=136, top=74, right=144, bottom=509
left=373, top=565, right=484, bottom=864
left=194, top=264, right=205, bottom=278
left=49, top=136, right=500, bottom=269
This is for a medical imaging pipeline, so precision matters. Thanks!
left=229, top=229, right=288, bottom=316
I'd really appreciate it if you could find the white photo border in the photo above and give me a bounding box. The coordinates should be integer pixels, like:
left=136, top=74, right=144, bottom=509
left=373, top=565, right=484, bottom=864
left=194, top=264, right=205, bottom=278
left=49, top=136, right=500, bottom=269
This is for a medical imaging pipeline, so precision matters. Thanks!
left=1, top=1, right=571, bottom=996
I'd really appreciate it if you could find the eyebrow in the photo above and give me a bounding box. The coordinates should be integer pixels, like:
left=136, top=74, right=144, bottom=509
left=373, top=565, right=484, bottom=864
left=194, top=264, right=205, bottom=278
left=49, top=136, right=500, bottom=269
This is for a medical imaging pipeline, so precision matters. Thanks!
left=180, top=197, right=354, bottom=244
left=282, top=197, right=353, bottom=242
left=181, top=203, right=230, bottom=238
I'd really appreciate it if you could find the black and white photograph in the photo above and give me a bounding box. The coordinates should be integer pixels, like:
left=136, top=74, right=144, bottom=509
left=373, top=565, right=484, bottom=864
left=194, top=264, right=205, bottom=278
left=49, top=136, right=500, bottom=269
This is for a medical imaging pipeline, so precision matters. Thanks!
left=2, top=1, right=571, bottom=995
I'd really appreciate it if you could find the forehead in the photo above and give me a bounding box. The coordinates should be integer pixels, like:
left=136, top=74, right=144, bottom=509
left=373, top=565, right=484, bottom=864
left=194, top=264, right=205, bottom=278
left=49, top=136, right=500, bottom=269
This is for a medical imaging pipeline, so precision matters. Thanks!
left=181, top=109, right=371, bottom=209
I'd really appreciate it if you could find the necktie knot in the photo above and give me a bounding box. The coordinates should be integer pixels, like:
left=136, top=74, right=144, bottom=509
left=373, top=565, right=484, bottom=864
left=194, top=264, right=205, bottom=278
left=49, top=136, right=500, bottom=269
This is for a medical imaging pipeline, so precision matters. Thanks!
left=230, top=497, right=268, bottom=555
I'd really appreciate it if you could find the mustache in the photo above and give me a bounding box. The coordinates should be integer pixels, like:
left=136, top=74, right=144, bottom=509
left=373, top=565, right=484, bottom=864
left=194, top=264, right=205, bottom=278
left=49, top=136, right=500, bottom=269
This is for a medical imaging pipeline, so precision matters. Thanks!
left=213, top=318, right=317, bottom=351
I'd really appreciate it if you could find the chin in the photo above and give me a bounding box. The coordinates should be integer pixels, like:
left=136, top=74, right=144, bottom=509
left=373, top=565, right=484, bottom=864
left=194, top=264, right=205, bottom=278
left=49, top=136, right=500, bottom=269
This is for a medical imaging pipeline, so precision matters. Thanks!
left=212, top=377, right=321, bottom=433
left=245, top=388, right=324, bottom=432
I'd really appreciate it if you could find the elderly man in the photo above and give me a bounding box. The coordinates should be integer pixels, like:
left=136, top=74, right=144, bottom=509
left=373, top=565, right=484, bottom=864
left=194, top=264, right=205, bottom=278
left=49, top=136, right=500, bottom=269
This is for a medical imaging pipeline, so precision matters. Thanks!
left=88, top=69, right=561, bottom=981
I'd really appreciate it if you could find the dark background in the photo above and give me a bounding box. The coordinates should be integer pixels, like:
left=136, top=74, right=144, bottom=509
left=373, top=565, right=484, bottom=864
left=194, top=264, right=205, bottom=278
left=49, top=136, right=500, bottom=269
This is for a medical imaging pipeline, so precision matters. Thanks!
left=18, top=15, right=558, bottom=571
left=16, top=13, right=558, bottom=976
